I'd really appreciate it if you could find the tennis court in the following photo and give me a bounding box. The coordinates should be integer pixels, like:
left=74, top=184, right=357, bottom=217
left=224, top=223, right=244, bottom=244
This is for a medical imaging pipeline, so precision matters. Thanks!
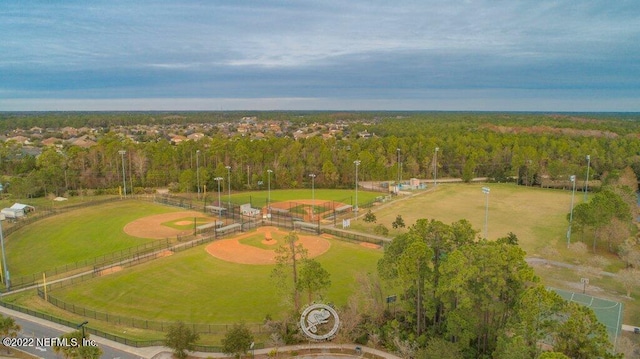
left=551, top=287, right=623, bottom=343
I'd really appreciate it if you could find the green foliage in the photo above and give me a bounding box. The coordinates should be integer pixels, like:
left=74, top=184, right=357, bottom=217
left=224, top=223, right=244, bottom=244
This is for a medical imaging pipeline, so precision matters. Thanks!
left=0, top=315, right=20, bottom=354
left=496, top=232, right=519, bottom=245
left=297, top=259, right=331, bottom=303
left=391, top=215, right=405, bottom=229
left=374, top=224, right=389, bottom=236
left=53, top=330, right=102, bottom=359
left=537, top=353, right=571, bottom=359
left=0, top=315, right=20, bottom=339
left=571, top=189, right=632, bottom=252
left=221, top=323, right=254, bottom=359
left=553, top=303, right=622, bottom=359
left=416, top=337, right=463, bottom=359
left=164, top=321, right=200, bottom=359
left=363, top=210, right=377, bottom=223
left=272, top=231, right=308, bottom=311
left=4, top=112, right=640, bottom=198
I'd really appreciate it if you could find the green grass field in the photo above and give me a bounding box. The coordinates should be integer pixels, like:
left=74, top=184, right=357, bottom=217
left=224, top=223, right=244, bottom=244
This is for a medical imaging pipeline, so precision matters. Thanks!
left=50, top=236, right=381, bottom=323
left=224, top=188, right=381, bottom=208
left=5, top=185, right=638, bottom=333
left=352, top=183, right=574, bottom=257
left=5, top=200, right=181, bottom=277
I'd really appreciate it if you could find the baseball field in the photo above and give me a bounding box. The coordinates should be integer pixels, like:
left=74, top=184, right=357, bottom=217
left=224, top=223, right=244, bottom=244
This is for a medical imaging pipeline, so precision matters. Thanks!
left=4, top=183, right=637, bottom=340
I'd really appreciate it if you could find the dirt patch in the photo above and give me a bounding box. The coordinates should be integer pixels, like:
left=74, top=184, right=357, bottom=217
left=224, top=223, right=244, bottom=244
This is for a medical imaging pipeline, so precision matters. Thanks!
left=175, top=220, right=193, bottom=226
left=206, top=227, right=331, bottom=265
left=124, top=211, right=207, bottom=239
left=360, top=242, right=381, bottom=249
left=98, top=266, right=122, bottom=276
left=156, top=250, right=174, bottom=258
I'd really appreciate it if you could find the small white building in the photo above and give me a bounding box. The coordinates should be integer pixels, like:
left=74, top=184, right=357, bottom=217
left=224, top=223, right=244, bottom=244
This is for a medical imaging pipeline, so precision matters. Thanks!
left=1, top=203, right=35, bottom=219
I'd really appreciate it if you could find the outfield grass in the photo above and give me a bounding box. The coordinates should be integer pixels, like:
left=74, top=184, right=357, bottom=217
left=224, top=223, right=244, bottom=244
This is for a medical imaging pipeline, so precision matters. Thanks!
left=50, top=236, right=382, bottom=323
left=0, top=195, right=120, bottom=211
left=5, top=200, right=182, bottom=277
left=225, top=189, right=382, bottom=208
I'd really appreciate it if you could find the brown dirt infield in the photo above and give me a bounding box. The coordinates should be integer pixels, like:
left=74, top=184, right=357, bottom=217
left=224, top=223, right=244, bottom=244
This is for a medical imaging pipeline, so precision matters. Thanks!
left=123, top=211, right=208, bottom=239
left=205, top=226, right=331, bottom=265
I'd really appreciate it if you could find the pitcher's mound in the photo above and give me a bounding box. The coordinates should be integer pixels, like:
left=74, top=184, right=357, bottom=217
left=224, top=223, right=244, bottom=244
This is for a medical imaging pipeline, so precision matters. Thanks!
left=206, top=227, right=331, bottom=265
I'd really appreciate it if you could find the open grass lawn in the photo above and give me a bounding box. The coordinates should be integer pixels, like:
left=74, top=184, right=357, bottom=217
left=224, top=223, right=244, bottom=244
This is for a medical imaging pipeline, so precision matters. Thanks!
left=0, top=195, right=120, bottom=211
left=352, top=183, right=574, bottom=257
left=5, top=200, right=181, bottom=277
left=50, top=237, right=382, bottom=324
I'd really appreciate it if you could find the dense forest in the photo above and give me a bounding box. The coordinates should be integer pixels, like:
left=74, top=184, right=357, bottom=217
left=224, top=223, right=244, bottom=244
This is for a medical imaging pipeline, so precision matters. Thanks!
left=1, top=111, right=640, bottom=198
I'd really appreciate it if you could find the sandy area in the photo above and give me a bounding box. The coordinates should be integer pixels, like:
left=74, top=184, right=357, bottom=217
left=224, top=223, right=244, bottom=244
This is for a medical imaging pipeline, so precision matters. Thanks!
left=123, top=211, right=207, bottom=239
left=205, top=226, right=331, bottom=265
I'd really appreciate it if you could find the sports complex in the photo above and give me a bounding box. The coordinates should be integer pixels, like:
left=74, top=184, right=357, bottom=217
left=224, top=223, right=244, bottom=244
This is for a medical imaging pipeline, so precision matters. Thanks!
left=0, top=183, right=632, bottom=354
left=0, top=188, right=388, bottom=350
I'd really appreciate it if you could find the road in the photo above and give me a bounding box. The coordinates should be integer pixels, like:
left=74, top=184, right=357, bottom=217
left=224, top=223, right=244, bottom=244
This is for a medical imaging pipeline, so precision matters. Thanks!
left=0, top=305, right=153, bottom=359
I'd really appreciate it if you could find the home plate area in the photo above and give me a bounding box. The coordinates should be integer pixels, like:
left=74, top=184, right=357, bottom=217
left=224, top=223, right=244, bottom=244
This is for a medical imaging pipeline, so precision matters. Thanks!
left=205, top=226, right=331, bottom=265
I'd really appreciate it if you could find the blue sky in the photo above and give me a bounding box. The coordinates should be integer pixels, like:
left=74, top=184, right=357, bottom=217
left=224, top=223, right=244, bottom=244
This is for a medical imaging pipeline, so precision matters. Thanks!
left=1, top=1, right=639, bottom=111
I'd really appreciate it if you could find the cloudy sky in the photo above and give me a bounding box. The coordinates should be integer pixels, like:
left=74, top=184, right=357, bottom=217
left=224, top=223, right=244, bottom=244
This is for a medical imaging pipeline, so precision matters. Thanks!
left=1, top=1, right=639, bottom=111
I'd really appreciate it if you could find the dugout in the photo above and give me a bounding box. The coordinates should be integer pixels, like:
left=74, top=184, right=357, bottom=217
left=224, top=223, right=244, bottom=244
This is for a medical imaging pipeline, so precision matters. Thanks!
left=215, top=223, right=241, bottom=237
left=294, top=221, right=320, bottom=234
left=205, top=205, right=227, bottom=216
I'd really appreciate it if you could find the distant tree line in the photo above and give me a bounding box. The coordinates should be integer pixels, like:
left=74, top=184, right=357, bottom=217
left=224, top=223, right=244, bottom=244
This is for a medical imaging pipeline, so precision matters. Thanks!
left=2, top=112, right=640, bottom=198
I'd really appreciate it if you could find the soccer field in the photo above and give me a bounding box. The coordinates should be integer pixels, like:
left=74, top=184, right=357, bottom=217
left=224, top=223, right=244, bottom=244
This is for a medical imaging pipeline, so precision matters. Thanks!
left=352, top=182, right=573, bottom=256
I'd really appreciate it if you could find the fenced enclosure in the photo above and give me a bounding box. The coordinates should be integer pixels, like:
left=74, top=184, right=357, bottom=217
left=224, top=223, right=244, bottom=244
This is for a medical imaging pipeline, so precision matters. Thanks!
left=1, top=193, right=388, bottom=349
left=550, top=287, right=623, bottom=342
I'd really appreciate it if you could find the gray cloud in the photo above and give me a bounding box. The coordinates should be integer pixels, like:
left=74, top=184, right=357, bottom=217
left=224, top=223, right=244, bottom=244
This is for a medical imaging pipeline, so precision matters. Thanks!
left=0, top=1, right=638, bottom=110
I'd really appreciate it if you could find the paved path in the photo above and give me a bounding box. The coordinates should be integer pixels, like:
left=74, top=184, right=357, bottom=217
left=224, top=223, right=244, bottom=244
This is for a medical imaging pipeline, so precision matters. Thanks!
left=0, top=304, right=157, bottom=359
left=0, top=304, right=403, bottom=359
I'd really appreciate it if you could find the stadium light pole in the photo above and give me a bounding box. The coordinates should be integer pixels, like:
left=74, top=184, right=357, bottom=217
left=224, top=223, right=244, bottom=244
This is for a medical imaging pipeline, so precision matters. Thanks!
left=267, top=169, right=273, bottom=216
left=567, top=175, right=576, bottom=247
left=118, top=150, right=127, bottom=198
left=584, top=154, right=591, bottom=202
left=354, top=160, right=361, bottom=220
left=482, top=187, right=490, bottom=239
left=226, top=166, right=231, bottom=210
left=214, top=177, right=223, bottom=207
left=396, top=148, right=401, bottom=184
left=196, top=150, right=201, bottom=199
left=0, top=184, right=9, bottom=290
left=434, top=147, right=439, bottom=187
left=309, top=174, right=316, bottom=220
